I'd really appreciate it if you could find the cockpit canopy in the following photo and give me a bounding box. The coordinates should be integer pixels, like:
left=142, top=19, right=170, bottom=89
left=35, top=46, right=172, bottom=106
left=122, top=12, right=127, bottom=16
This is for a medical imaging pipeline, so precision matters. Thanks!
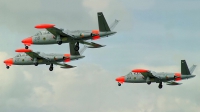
left=15, top=52, right=40, bottom=57
left=15, top=53, right=28, bottom=57
left=34, top=31, right=51, bottom=36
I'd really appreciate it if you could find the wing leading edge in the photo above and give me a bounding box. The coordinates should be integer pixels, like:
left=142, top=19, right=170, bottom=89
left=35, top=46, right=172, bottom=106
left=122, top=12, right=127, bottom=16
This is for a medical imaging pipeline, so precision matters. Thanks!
left=132, top=69, right=158, bottom=78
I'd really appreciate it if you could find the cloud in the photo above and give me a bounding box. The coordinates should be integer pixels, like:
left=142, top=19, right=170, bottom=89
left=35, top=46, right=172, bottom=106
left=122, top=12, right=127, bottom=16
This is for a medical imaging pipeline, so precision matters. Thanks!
left=0, top=0, right=131, bottom=34
left=1, top=52, right=200, bottom=112
left=1, top=0, right=200, bottom=112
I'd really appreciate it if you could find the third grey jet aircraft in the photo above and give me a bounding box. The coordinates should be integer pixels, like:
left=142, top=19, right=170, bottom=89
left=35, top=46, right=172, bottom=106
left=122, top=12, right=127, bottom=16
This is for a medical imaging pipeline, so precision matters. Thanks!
left=116, top=60, right=196, bottom=89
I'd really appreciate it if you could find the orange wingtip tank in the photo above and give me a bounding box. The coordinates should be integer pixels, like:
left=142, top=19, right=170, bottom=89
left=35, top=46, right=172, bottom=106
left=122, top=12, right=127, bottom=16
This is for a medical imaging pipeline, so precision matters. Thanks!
left=132, top=69, right=149, bottom=73
left=15, top=49, right=32, bottom=52
left=35, top=24, right=55, bottom=29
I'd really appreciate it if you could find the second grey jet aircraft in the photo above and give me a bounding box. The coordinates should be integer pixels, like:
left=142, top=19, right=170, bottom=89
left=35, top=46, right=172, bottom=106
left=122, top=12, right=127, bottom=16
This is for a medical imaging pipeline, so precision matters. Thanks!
left=4, top=43, right=86, bottom=71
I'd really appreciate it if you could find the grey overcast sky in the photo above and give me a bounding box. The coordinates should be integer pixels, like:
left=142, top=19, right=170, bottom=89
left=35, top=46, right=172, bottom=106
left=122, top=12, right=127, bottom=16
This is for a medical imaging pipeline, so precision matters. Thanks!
left=0, top=0, right=200, bottom=112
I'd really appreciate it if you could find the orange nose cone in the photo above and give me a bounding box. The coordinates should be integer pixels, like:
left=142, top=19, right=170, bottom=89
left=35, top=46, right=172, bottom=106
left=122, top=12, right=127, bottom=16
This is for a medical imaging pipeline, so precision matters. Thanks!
left=4, top=58, right=13, bottom=66
left=22, top=37, right=33, bottom=44
left=115, top=76, right=125, bottom=83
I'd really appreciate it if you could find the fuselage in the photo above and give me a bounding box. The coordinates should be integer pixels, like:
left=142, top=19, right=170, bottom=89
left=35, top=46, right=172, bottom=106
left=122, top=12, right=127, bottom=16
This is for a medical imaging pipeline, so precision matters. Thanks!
left=117, top=71, right=195, bottom=84
left=22, top=30, right=116, bottom=45
left=4, top=53, right=84, bottom=66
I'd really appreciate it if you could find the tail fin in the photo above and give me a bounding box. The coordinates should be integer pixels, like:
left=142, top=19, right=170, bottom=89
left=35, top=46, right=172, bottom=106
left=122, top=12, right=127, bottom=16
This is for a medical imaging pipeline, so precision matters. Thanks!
left=79, top=45, right=87, bottom=55
left=98, top=12, right=111, bottom=32
left=69, top=42, right=87, bottom=55
left=181, top=60, right=191, bottom=75
left=109, top=19, right=119, bottom=31
left=189, top=65, right=197, bottom=74
left=69, top=42, right=80, bottom=55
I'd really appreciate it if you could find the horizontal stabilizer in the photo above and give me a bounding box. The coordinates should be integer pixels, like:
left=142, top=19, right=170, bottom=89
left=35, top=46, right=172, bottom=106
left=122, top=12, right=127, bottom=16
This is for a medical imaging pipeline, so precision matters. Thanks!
left=189, top=65, right=197, bottom=74
left=110, top=19, right=120, bottom=31
left=60, top=66, right=76, bottom=69
left=54, top=62, right=75, bottom=69
left=166, top=81, right=182, bottom=85
left=81, top=41, right=105, bottom=48
left=88, top=42, right=106, bottom=48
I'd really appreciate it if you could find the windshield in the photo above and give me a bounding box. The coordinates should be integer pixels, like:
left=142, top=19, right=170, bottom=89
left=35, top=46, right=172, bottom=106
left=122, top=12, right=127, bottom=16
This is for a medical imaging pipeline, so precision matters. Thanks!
left=126, top=72, right=133, bottom=76
left=34, top=31, right=50, bottom=36
left=15, top=53, right=28, bottom=57
left=34, top=32, right=41, bottom=36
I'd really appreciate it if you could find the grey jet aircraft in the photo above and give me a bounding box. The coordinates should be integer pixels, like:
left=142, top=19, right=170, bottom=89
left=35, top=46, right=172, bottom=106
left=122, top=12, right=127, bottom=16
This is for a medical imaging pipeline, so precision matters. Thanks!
left=4, top=43, right=86, bottom=71
left=116, top=60, right=197, bottom=89
left=22, top=12, right=119, bottom=51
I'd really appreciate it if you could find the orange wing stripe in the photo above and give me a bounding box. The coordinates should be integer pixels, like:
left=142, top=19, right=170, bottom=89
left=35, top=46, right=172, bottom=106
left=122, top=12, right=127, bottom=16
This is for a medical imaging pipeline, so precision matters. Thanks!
left=35, top=24, right=55, bottom=29
left=15, top=49, right=32, bottom=52
left=132, top=69, right=149, bottom=73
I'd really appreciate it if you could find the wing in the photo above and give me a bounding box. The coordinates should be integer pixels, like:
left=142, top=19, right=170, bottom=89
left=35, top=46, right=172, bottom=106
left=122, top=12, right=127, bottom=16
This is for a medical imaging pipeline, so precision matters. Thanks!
left=15, top=49, right=44, bottom=59
left=15, top=49, right=56, bottom=63
left=132, top=69, right=157, bottom=78
left=54, top=62, right=75, bottom=69
left=80, top=41, right=106, bottom=48
left=166, top=81, right=182, bottom=85
left=35, top=24, right=73, bottom=38
left=109, top=19, right=120, bottom=31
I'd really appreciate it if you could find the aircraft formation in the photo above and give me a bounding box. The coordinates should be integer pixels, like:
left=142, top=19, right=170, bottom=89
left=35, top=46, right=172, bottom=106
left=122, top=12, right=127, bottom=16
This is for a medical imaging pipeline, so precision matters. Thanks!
left=3, top=12, right=197, bottom=89
left=4, top=12, right=118, bottom=71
